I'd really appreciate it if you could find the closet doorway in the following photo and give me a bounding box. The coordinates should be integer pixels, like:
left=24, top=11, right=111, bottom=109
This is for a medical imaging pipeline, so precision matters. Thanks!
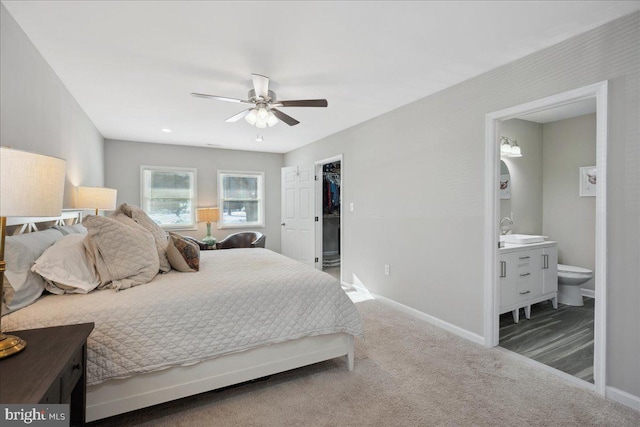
left=315, top=155, right=343, bottom=282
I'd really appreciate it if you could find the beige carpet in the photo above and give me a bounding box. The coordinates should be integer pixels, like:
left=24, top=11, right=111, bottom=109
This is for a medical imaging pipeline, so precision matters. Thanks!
left=89, top=300, right=640, bottom=426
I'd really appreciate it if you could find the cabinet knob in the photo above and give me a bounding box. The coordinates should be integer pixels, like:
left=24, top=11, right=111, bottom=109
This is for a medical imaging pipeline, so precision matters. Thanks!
left=72, top=363, right=81, bottom=371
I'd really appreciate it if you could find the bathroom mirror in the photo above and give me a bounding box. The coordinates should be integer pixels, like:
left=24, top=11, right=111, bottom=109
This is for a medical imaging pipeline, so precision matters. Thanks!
left=500, top=161, right=510, bottom=199
left=500, top=161, right=511, bottom=220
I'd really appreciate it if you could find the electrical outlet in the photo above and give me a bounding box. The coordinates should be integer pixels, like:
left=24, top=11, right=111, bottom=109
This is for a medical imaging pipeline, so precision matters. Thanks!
left=384, top=264, right=390, bottom=275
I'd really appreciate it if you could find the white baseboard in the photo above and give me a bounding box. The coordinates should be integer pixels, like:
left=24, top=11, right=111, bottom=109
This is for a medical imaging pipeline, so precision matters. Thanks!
left=369, top=292, right=485, bottom=345
left=581, top=288, right=596, bottom=299
left=606, top=386, right=640, bottom=412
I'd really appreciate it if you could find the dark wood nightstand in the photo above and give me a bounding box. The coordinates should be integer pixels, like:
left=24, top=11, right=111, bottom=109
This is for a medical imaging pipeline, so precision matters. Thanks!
left=0, top=323, right=94, bottom=426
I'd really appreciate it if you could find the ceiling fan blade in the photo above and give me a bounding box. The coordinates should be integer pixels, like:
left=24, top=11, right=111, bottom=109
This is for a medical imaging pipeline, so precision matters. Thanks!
left=225, top=109, right=251, bottom=122
left=274, top=99, right=328, bottom=108
left=191, top=93, right=252, bottom=104
left=251, top=74, right=270, bottom=99
left=271, top=108, right=300, bottom=126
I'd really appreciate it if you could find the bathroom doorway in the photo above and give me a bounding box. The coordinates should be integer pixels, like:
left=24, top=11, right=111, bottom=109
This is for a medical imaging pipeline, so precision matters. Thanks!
left=484, top=82, right=608, bottom=394
left=315, top=155, right=343, bottom=282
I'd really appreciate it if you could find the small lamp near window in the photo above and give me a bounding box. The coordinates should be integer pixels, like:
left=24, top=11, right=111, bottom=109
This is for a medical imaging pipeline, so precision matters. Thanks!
left=0, top=146, right=66, bottom=358
left=196, top=207, right=220, bottom=247
left=77, top=186, right=117, bottom=215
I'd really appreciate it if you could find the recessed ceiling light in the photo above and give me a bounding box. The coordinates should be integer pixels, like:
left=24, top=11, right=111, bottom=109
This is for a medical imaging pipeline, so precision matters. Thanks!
left=161, top=128, right=172, bottom=133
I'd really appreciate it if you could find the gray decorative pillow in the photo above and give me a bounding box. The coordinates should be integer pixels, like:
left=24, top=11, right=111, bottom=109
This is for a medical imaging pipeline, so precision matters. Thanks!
left=167, top=233, right=200, bottom=272
left=52, top=223, right=87, bottom=235
left=83, top=215, right=159, bottom=291
left=3, top=229, right=64, bottom=315
left=114, top=203, right=171, bottom=273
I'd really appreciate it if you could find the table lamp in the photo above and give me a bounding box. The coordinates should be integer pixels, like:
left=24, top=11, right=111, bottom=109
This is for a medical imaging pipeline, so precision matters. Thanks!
left=0, top=146, right=66, bottom=358
left=77, top=186, right=117, bottom=215
left=196, top=207, right=220, bottom=246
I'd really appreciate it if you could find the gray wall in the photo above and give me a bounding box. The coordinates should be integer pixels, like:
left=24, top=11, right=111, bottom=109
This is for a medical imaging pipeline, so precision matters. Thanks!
left=501, top=119, right=544, bottom=235
left=285, top=13, right=640, bottom=397
left=0, top=4, right=104, bottom=207
left=104, top=139, right=283, bottom=252
left=543, top=114, right=597, bottom=290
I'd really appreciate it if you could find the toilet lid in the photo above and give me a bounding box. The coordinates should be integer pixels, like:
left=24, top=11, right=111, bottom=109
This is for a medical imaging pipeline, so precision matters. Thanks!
left=558, top=264, right=592, bottom=274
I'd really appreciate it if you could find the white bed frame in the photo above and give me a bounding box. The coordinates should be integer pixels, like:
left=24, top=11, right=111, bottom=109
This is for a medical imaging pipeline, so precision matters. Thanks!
left=87, top=333, right=354, bottom=421
left=6, top=212, right=355, bottom=422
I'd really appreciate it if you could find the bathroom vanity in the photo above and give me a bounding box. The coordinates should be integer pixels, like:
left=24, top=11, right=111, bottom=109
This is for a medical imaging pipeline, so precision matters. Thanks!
left=499, top=241, right=558, bottom=323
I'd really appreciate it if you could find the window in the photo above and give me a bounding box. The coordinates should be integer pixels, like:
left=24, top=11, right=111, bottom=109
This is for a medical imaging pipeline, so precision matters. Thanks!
left=218, top=170, right=264, bottom=228
left=140, top=166, right=197, bottom=229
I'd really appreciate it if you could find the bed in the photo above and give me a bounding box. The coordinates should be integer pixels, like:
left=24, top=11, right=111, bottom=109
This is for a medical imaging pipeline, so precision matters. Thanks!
left=1, top=211, right=363, bottom=422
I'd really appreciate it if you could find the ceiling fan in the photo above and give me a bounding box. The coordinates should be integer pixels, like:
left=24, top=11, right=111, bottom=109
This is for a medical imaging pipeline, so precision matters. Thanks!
left=191, top=74, right=328, bottom=128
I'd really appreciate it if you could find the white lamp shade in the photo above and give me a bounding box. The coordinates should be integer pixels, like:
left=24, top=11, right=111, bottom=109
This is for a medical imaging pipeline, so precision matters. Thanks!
left=245, top=109, right=258, bottom=125
left=77, top=186, right=118, bottom=211
left=267, top=111, right=279, bottom=127
left=0, top=146, right=66, bottom=217
left=196, top=207, right=220, bottom=223
left=500, top=139, right=512, bottom=155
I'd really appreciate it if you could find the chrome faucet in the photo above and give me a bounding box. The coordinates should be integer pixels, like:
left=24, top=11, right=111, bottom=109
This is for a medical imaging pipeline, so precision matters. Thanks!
left=500, top=217, right=513, bottom=235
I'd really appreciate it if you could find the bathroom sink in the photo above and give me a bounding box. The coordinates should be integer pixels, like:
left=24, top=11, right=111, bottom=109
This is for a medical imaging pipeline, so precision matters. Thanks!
left=501, top=234, right=546, bottom=244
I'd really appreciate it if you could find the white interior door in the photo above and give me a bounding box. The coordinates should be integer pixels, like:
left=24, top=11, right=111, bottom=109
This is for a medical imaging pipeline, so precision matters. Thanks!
left=281, top=166, right=315, bottom=266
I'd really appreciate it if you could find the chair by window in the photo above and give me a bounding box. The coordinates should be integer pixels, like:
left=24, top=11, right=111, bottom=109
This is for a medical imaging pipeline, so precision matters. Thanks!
left=216, top=232, right=266, bottom=249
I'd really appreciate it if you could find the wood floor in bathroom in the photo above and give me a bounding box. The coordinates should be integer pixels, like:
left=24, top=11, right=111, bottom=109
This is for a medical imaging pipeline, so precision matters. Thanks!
left=499, top=297, right=594, bottom=383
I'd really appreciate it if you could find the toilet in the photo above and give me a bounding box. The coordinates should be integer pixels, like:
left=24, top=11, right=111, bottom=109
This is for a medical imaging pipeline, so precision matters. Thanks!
left=557, top=264, right=593, bottom=306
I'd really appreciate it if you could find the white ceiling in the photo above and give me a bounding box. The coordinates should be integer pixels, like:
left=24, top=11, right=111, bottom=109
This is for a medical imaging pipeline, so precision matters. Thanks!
left=3, top=1, right=638, bottom=153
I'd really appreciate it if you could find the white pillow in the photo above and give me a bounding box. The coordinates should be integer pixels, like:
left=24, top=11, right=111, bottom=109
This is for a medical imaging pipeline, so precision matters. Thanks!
left=3, top=229, right=63, bottom=315
left=32, top=234, right=100, bottom=294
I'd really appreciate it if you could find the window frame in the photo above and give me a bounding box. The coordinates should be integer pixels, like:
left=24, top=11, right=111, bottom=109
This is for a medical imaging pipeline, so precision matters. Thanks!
left=217, top=170, right=265, bottom=229
left=140, top=165, right=198, bottom=230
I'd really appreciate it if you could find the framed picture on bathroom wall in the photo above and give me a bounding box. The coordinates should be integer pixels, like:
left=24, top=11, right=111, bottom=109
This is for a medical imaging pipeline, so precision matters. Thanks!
left=579, top=166, right=596, bottom=197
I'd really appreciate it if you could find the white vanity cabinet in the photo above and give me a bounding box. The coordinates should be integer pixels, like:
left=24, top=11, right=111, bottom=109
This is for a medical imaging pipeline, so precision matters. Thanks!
left=499, top=241, right=558, bottom=323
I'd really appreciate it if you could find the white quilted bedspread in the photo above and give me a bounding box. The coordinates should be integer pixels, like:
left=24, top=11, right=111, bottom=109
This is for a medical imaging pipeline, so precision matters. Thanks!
left=2, top=249, right=363, bottom=386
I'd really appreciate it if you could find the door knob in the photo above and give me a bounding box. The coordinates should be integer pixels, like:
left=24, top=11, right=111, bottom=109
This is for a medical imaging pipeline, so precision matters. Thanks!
left=281, top=222, right=285, bottom=226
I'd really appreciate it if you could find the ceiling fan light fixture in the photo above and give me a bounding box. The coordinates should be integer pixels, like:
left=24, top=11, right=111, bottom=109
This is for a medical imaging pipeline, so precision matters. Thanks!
left=257, top=107, right=269, bottom=121
left=267, top=111, right=279, bottom=127
left=245, top=108, right=258, bottom=125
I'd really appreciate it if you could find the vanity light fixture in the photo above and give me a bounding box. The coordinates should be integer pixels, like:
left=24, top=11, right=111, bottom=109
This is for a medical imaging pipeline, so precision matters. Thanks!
left=500, top=137, right=523, bottom=158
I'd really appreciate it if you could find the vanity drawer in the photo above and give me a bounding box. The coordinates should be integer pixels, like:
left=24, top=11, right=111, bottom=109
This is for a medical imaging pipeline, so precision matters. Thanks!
left=60, top=346, right=83, bottom=399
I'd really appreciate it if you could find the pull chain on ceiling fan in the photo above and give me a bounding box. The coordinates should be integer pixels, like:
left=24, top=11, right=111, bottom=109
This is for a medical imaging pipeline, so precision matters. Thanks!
left=191, top=74, right=328, bottom=127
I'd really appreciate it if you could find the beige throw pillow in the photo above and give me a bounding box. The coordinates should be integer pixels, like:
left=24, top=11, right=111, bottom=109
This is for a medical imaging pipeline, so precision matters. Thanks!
left=83, top=215, right=159, bottom=291
left=114, top=204, right=171, bottom=273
